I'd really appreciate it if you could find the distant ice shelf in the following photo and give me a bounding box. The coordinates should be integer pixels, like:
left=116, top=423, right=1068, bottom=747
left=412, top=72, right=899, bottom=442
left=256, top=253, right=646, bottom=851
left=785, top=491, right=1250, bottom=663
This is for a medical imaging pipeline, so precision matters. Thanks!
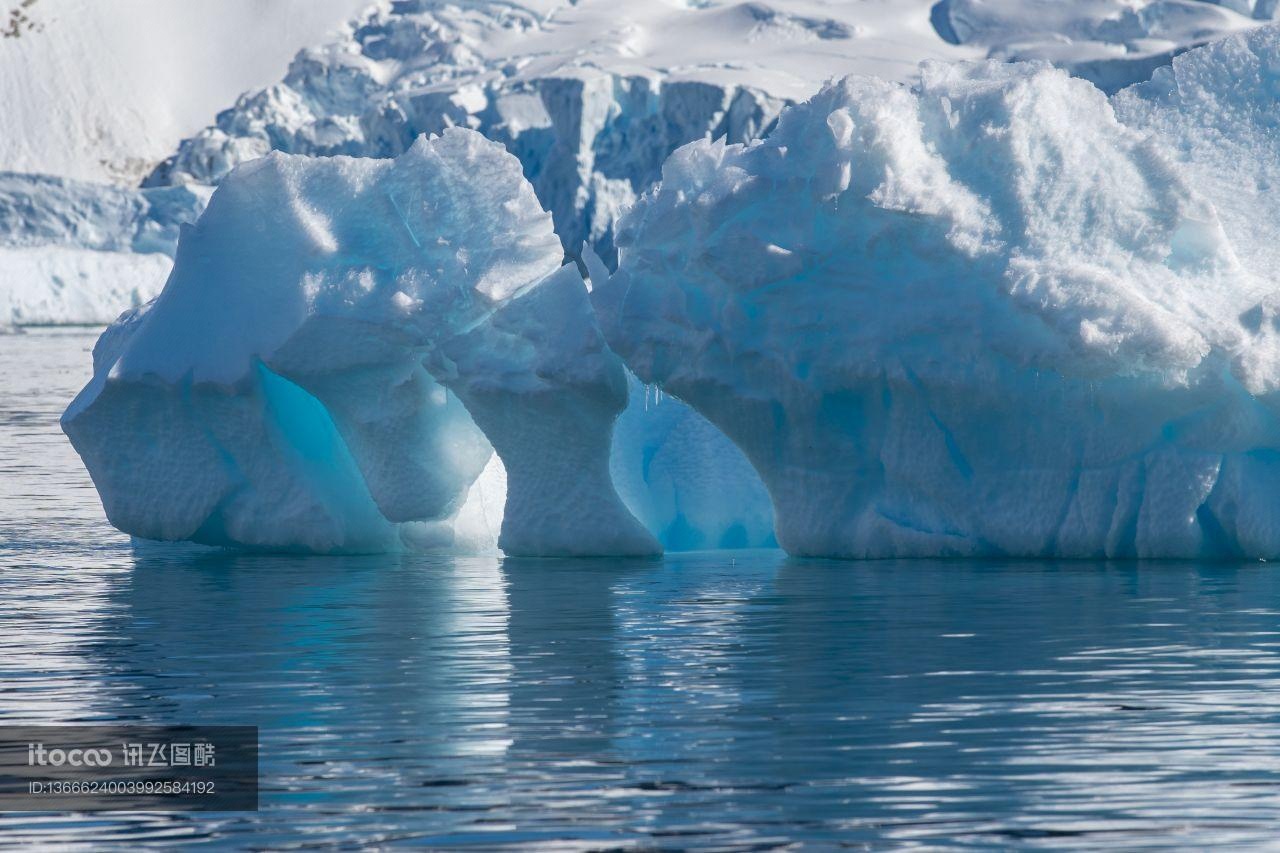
left=0, top=173, right=207, bottom=325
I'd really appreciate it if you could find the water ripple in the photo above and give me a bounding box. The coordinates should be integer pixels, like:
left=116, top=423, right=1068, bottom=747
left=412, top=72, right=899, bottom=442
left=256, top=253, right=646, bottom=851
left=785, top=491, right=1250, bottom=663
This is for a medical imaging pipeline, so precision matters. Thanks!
left=3, top=329, right=1280, bottom=848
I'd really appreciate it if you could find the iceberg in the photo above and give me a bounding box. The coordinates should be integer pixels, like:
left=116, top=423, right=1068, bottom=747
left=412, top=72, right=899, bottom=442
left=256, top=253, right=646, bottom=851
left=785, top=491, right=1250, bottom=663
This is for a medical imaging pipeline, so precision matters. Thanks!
left=597, top=56, right=1280, bottom=559
left=63, top=129, right=657, bottom=557
left=61, top=28, right=1280, bottom=560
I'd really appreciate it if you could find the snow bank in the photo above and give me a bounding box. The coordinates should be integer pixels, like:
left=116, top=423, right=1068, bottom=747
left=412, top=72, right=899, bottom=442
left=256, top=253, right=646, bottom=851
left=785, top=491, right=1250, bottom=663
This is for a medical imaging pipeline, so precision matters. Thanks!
left=63, top=129, right=657, bottom=556
left=598, top=58, right=1280, bottom=559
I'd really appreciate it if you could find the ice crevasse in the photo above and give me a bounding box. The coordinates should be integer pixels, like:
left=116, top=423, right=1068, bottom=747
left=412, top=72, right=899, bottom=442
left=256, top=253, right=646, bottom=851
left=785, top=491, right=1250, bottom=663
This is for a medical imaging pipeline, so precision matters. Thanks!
left=598, top=43, right=1280, bottom=559
left=63, top=130, right=659, bottom=556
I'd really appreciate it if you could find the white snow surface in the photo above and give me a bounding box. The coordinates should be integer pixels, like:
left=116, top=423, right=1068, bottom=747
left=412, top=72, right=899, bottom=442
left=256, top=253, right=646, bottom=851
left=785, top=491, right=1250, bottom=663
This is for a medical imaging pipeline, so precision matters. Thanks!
left=598, top=52, right=1280, bottom=559
left=0, top=0, right=372, bottom=185
left=63, top=130, right=657, bottom=557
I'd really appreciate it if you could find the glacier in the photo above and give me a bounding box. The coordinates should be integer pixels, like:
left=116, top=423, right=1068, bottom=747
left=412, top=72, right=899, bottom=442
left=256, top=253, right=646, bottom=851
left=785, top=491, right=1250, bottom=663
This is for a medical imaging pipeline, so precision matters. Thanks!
left=0, top=172, right=208, bottom=257
left=62, top=130, right=657, bottom=557
left=143, top=0, right=796, bottom=266
left=12, top=0, right=1278, bottom=327
left=933, top=0, right=1280, bottom=93
left=145, top=0, right=1280, bottom=265
left=597, top=50, right=1280, bottom=559
left=0, top=173, right=207, bottom=325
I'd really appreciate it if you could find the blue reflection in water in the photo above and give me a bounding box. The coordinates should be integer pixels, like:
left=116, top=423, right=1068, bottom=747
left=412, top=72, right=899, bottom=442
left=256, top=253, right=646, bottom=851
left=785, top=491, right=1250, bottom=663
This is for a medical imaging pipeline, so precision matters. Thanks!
left=3, top=329, right=1280, bottom=849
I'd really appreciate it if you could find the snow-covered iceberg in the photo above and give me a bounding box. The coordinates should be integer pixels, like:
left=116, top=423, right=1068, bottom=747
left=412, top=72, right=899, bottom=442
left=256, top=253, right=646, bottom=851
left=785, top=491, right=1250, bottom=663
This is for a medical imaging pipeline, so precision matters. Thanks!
left=63, top=129, right=658, bottom=556
left=61, top=26, right=1280, bottom=560
left=597, top=56, right=1280, bottom=559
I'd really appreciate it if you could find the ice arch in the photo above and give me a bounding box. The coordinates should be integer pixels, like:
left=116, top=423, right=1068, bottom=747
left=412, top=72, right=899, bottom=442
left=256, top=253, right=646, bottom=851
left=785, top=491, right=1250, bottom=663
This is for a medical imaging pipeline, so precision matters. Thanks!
left=63, top=130, right=658, bottom=556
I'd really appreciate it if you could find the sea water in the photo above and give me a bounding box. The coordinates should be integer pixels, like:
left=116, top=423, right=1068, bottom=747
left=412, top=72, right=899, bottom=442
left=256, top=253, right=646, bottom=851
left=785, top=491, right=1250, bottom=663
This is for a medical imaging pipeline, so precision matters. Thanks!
left=3, top=328, right=1280, bottom=848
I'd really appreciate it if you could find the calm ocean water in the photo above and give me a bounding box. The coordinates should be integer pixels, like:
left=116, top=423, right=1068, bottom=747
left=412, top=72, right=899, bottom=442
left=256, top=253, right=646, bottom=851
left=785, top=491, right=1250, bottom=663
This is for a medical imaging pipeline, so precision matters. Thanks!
left=3, top=327, right=1280, bottom=849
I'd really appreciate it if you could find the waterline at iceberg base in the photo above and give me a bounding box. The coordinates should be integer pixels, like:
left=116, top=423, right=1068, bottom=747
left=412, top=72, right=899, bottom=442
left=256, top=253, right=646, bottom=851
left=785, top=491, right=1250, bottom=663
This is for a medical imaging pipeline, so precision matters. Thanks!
left=64, top=34, right=1280, bottom=560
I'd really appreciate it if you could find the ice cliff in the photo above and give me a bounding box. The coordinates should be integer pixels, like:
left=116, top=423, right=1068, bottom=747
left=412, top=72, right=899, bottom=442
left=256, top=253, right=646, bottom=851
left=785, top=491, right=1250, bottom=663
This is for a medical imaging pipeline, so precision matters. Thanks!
left=146, top=0, right=1280, bottom=264
left=597, top=51, right=1280, bottom=559
left=63, top=131, right=657, bottom=556
left=0, top=173, right=207, bottom=257
left=144, top=0, right=791, bottom=266
left=0, top=174, right=207, bottom=324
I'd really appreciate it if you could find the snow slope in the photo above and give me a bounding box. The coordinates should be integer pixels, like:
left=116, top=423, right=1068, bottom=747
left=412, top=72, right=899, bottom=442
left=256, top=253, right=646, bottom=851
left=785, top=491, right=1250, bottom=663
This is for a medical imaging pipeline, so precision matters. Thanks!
left=0, top=0, right=372, bottom=184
